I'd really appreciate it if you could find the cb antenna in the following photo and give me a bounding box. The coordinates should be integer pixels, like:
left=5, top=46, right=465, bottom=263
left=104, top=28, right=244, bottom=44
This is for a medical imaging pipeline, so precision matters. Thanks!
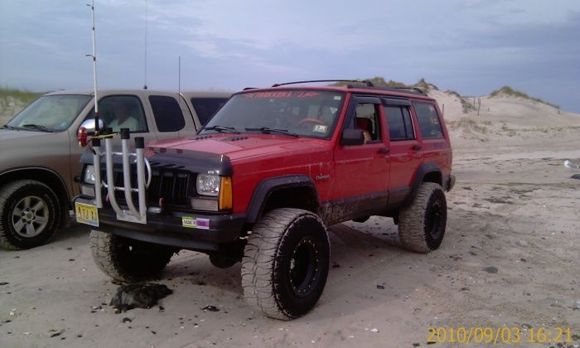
left=143, top=0, right=149, bottom=90
left=86, top=0, right=99, bottom=132
left=178, top=56, right=181, bottom=94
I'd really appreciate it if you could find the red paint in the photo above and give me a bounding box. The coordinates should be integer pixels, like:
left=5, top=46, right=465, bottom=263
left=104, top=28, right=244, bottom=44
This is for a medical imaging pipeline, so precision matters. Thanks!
left=148, top=86, right=452, bottom=215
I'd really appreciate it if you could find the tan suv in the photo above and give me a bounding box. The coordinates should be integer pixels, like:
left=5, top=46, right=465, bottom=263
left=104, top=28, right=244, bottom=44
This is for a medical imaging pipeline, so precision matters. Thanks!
left=0, top=89, right=230, bottom=249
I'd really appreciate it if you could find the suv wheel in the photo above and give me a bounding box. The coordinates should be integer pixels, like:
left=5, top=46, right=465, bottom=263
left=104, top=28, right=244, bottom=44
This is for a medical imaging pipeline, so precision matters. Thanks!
left=0, top=180, right=59, bottom=250
left=90, top=230, right=174, bottom=282
left=241, top=208, right=330, bottom=320
left=398, top=182, right=447, bottom=253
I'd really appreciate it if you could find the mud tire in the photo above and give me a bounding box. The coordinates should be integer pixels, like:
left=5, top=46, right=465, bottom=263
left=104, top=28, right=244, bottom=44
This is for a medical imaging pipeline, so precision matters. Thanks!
left=398, top=182, right=447, bottom=253
left=90, top=230, right=174, bottom=282
left=241, top=208, right=330, bottom=320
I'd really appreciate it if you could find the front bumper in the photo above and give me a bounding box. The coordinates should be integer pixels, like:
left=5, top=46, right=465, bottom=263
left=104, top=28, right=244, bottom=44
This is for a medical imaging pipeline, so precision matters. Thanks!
left=74, top=197, right=246, bottom=252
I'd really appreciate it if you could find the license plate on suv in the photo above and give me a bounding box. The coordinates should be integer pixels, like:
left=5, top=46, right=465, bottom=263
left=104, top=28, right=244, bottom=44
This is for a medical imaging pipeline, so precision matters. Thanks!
left=75, top=202, right=99, bottom=227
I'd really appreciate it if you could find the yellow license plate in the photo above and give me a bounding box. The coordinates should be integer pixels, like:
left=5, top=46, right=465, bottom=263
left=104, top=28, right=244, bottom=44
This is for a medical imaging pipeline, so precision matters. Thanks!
left=75, top=202, right=99, bottom=227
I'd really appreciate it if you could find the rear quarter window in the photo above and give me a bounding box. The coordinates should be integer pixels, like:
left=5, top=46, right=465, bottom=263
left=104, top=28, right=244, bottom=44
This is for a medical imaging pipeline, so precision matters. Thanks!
left=414, top=102, right=443, bottom=139
left=191, top=98, right=228, bottom=126
left=149, top=96, right=185, bottom=132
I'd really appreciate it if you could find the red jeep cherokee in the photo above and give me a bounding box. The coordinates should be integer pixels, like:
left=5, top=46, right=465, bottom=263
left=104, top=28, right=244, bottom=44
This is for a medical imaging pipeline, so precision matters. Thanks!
left=74, top=80, right=455, bottom=319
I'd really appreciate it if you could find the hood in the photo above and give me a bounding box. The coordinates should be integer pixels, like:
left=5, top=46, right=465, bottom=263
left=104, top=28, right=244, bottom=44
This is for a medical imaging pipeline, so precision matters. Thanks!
left=0, top=128, right=56, bottom=141
left=0, top=128, right=71, bottom=173
left=147, top=133, right=329, bottom=162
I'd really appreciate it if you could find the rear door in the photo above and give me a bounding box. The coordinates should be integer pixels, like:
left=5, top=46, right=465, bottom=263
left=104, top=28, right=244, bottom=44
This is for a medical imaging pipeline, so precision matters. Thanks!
left=147, top=94, right=191, bottom=139
left=382, top=98, right=422, bottom=205
left=412, top=101, right=451, bottom=175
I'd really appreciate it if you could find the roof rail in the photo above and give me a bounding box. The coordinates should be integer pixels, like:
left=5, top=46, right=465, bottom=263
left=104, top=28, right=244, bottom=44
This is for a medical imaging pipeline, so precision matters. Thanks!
left=360, top=86, right=427, bottom=96
left=269, top=80, right=427, bottom=96
left=243, top=87, right=257, bottom=91
left=271, top=79, right=374, bottom=87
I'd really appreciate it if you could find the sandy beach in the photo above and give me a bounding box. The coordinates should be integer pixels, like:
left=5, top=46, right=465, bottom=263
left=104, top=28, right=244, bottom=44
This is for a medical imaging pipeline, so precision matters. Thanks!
left=1, top=91, right=579, bottom=348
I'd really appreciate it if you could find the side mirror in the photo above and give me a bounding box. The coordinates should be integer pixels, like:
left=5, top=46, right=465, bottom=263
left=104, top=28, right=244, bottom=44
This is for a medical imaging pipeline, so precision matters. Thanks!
left=79, top=118, right=104, bottom=135
left=340, top=128, right=365, bottom=146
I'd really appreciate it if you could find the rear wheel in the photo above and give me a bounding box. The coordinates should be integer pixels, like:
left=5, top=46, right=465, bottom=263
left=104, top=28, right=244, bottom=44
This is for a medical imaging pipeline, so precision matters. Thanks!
left=242, top=208, right=330, bottom=320
left=398, top=182, right=447, bottom=253
left=90, top=230, right=174, bottom=282
left=0, top=180, right=59, bottom=250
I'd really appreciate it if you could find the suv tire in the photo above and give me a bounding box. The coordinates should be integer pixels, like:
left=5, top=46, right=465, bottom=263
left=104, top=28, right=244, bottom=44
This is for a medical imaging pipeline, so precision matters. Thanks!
left=398, top=182, right=447, bottom=253
left=241, top=208, right=330, bottom=320
left=0, top=180, right=59, bottom=250
left=90, top=230, right=174, bottom=282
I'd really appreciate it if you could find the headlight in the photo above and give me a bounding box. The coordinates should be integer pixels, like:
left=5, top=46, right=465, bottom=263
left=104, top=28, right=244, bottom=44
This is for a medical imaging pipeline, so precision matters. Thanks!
left=84, top=165, right=96, bottom=184
left=196, top=174, right=220, bottom=196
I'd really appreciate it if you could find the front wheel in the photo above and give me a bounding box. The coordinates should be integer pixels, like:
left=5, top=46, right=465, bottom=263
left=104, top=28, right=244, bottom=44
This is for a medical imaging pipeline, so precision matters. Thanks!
left=90, top=230, right=175, bottom=282
left=242, top=208, right=330, bottom=320
left=0, top=180, right=60, bottom=250
left=398, top=182, right=447, bottom=253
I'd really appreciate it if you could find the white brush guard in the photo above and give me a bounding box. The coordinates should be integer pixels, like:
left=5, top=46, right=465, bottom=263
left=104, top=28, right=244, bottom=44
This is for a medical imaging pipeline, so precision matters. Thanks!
left=92, top=128, right=151, bottom=224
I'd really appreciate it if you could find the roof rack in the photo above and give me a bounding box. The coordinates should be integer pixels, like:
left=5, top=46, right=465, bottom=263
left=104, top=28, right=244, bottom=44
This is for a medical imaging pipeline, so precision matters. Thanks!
left=271, top=79, right=374, bottom=87
left=270, top=79, right=427, bottom=96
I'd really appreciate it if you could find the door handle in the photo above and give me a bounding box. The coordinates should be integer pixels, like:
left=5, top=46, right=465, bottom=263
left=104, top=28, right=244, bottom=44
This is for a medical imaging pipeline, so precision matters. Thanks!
left=412, top=144, right=422, bottom=151
left=377, top=147, right=390, bottom=154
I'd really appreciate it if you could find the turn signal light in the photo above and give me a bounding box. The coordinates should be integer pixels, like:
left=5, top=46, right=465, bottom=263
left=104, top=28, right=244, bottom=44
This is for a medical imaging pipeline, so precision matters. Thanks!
left=219, top=177, right=233, bottom=210
left=77, top=127, right=88, bottom=147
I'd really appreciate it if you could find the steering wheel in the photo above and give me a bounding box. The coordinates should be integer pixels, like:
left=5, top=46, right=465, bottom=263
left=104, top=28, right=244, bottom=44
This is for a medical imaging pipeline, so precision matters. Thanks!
left=298, top=118, right=325, bottom=127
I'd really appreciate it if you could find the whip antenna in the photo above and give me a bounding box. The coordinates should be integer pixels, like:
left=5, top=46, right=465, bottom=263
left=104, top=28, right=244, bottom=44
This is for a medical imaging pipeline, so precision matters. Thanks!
left=143, top=0, right=148, bottom=89
left=86, top=0, right=99, bottom=131
left=178, top=56, right=181, bottom=94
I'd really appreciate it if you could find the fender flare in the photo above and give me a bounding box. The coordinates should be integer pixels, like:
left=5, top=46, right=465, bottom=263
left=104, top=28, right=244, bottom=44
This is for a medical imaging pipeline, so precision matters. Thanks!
left=246, top=175, right=318, bottom=224
left=405, top=162, right=443, bottom=205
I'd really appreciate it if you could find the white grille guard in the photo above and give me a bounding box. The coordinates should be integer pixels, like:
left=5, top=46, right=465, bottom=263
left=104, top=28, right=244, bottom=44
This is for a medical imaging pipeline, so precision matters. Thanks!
left=92, top=128, right=151, bottom=224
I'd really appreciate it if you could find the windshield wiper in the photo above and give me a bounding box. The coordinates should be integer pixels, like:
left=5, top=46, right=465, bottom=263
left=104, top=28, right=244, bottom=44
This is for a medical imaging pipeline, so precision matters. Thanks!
left=245, top=127, right=299, bottom=137
left=202, top=125, right=240, bottom=134
left=21, top=124, right=54, bottom=132
left=2, top=125, right=19, bottom=130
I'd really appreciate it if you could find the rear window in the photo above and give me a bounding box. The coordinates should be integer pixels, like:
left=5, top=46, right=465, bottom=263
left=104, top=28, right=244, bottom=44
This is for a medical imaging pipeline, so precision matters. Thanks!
left=191, top=98, right=228, bottom=126
left=149, top=96, right=185, bottom=132
left=414, top=102, right=443, bottom=139
left=384, top=105, right=414, bottom=141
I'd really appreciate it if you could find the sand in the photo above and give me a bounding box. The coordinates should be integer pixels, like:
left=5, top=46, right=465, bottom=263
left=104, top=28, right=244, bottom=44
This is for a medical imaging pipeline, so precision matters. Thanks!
left=1, top=92, right=579, bottom=348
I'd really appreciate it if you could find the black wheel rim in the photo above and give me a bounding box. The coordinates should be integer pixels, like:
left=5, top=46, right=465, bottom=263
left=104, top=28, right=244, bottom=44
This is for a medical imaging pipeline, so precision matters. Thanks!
left=427, top=200, right=443, bottom=240
left=289, top=238, right=319, bottom=298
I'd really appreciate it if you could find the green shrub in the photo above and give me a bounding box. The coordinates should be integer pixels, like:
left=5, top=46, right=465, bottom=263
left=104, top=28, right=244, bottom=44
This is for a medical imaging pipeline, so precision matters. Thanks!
left=490, top=86, right=559, bottom=109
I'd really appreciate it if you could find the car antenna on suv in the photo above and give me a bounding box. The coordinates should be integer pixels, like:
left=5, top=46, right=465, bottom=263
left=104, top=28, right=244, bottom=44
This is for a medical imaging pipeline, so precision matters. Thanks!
left=271, top=79, right=374, bottom=87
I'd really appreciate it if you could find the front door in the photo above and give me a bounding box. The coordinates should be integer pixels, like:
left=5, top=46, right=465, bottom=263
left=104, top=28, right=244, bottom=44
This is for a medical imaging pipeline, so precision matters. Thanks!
left=331, top=96, right=390, bottom=220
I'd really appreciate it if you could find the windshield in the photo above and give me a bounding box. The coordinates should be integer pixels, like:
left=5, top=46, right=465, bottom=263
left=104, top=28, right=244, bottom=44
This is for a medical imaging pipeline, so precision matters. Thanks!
left=6, top=94, right=91, bottom=132
left=201, top=90, right=345, bottom=138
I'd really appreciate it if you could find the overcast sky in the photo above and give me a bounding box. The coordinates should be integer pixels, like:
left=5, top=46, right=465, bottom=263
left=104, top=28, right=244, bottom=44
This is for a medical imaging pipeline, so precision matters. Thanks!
left=1, top=0, right=579, bottom=112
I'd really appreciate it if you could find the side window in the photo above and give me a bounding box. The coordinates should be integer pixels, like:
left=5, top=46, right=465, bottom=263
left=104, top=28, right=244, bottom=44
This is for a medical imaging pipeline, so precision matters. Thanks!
left=414, top=102, right=443, bottom=139
left=98, top=95, right=147, bottom=132
left=191, top=98, right=228, bottom=126
left=149, top=96, right=185, bottom=132
left=384, top=106, right=415, bottom=141
left=352, top=103, right=381, bottom=144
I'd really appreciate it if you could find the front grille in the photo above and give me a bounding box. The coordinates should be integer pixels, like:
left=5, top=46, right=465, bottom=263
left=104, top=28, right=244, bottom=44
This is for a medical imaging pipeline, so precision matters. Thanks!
left=102, top=164, right=194, bottom=209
